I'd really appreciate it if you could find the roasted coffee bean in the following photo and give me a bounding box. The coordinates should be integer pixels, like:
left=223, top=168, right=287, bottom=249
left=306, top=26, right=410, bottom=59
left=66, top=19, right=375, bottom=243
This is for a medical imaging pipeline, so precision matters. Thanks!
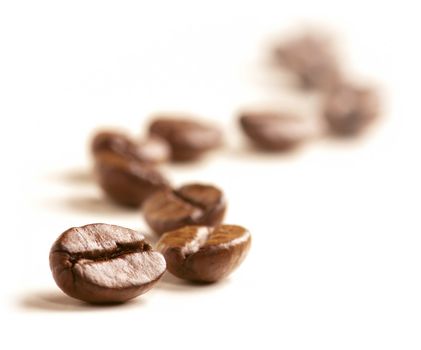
left=323, top=84, right=380, bottom=136
left=157, top=225, right=251, bottom=282
left=92, top=130, right=170, bottom=164
left=49, top=223, right=166, bottom=303
left=95, top=154, right=170, bottom=207
left=274, top=34, right=341, bottom=90
left=148, top=117, right=223, bottom=161
left=142, top=183, right=226, bottom=235
left=239, top=111, right=316, bottom=151
left=92, top=130, right=134, bottom=158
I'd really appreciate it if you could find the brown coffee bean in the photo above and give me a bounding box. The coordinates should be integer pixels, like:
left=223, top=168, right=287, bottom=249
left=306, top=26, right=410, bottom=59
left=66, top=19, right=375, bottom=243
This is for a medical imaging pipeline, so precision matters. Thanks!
left=92, top=130, right=130, bottom=156
left=95, top=154, right=170, bottom=207
left=142, top=183, right=226, bottom=235
left=239, top=111, right=316, bottom=151
left=49, top=223, right=166, bottom=303
left=92, top=130, right=170, bottom=164
left=157, top=225, right=251, bottom=282
left=274, top=34, right=341, bottom=90
left=323, top=84, right=380, bottom=136
left=148, top=117, right=223, bottom=161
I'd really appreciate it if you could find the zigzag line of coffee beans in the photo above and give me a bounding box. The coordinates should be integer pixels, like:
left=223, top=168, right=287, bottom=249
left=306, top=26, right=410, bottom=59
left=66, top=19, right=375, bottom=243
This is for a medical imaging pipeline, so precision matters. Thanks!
left=49, top=31, right=381, bottom=304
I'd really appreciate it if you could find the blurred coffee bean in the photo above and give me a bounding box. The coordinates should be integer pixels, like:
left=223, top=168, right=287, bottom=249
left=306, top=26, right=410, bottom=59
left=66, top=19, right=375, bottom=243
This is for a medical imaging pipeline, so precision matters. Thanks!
left=92, top=130, right=130, bottom=156
left=274, top=34, right=341, bottom=90
left=92, top=130, right=170, bottom=164
left=50, top=223, right=166, bottom=303
left=142, top=183, right=226, bottom=235
left=157, top=225, right=251, bottom=282
left=136, top=136, right=171, bottom=164
left=95, top=153, right=170, bottom=207
left=239, top=111, right=316, bottom=151
left=148, top=117, right=223, bottom=161
left=323, top=84, right=380, bottom=136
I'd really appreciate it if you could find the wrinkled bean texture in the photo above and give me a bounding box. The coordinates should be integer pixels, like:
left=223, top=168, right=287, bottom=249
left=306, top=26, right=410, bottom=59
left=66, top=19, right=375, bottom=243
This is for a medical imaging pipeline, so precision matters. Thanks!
left=50, top=223, right=166, bottom=303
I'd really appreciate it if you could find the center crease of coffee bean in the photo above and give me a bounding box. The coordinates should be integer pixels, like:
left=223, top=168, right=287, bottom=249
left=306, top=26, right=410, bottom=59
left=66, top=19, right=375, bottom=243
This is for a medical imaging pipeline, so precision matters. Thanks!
left=61, top=241, right=152, bottom=267
left=172, top=190, right=209, bottom=211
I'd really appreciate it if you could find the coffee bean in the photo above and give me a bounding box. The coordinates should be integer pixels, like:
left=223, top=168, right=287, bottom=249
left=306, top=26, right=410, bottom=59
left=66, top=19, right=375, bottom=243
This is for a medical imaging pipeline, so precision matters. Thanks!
left=274, top=34, right=341, bottom=90
left=148, top=117, right=223, bottom=161
left=92, top=130, right=130, bottom=156
left=94, top=154, right=170, bottom=207
left=157, top=225, right=251, bottom=282
left=92, top=130, right=170, bottom=164
left=49, top=223, right=166, bottom=303
left=239, top=111, right=316, bottom=151
left=142, top=183, right=226, bottom=235
left=323, top=84, right=380, bottom=136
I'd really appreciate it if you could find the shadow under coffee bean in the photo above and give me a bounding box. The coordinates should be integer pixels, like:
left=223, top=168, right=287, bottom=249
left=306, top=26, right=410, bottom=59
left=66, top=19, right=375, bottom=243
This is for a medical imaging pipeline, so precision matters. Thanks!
left=49, top=223, right=166, bottom=304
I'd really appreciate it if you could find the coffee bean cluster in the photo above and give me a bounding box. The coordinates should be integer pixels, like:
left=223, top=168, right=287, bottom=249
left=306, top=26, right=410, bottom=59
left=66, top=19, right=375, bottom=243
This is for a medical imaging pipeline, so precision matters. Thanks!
left=50, top=223, right=250, bottom=303
left=49, top=31, right=381, bottom=304
left=273, top=32, right=380, bottom=137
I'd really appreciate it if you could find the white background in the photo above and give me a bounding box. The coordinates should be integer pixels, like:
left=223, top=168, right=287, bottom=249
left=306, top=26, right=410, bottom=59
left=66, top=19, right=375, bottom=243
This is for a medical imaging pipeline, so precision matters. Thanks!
left=1, top=1, right=421, bottom=349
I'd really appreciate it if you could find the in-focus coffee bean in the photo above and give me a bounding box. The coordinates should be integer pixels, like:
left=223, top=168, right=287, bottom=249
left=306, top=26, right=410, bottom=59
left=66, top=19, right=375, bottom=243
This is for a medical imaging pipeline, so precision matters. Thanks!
left=142, top=183, right=226, bottom=235
left=95, top=154, right=170, bottom=207
left=148, top=117, right=223, bottom=161
left=323, top=84, right=379, bottom=136
left=239, top=111, right=316, bottom=151
left=49, top=223, right=166, bottom=303
left=157, top=225, right=251, bottom=282
left=274, top=33, right=341, bottom=90
left=92, top=130, right=170, bottom=164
